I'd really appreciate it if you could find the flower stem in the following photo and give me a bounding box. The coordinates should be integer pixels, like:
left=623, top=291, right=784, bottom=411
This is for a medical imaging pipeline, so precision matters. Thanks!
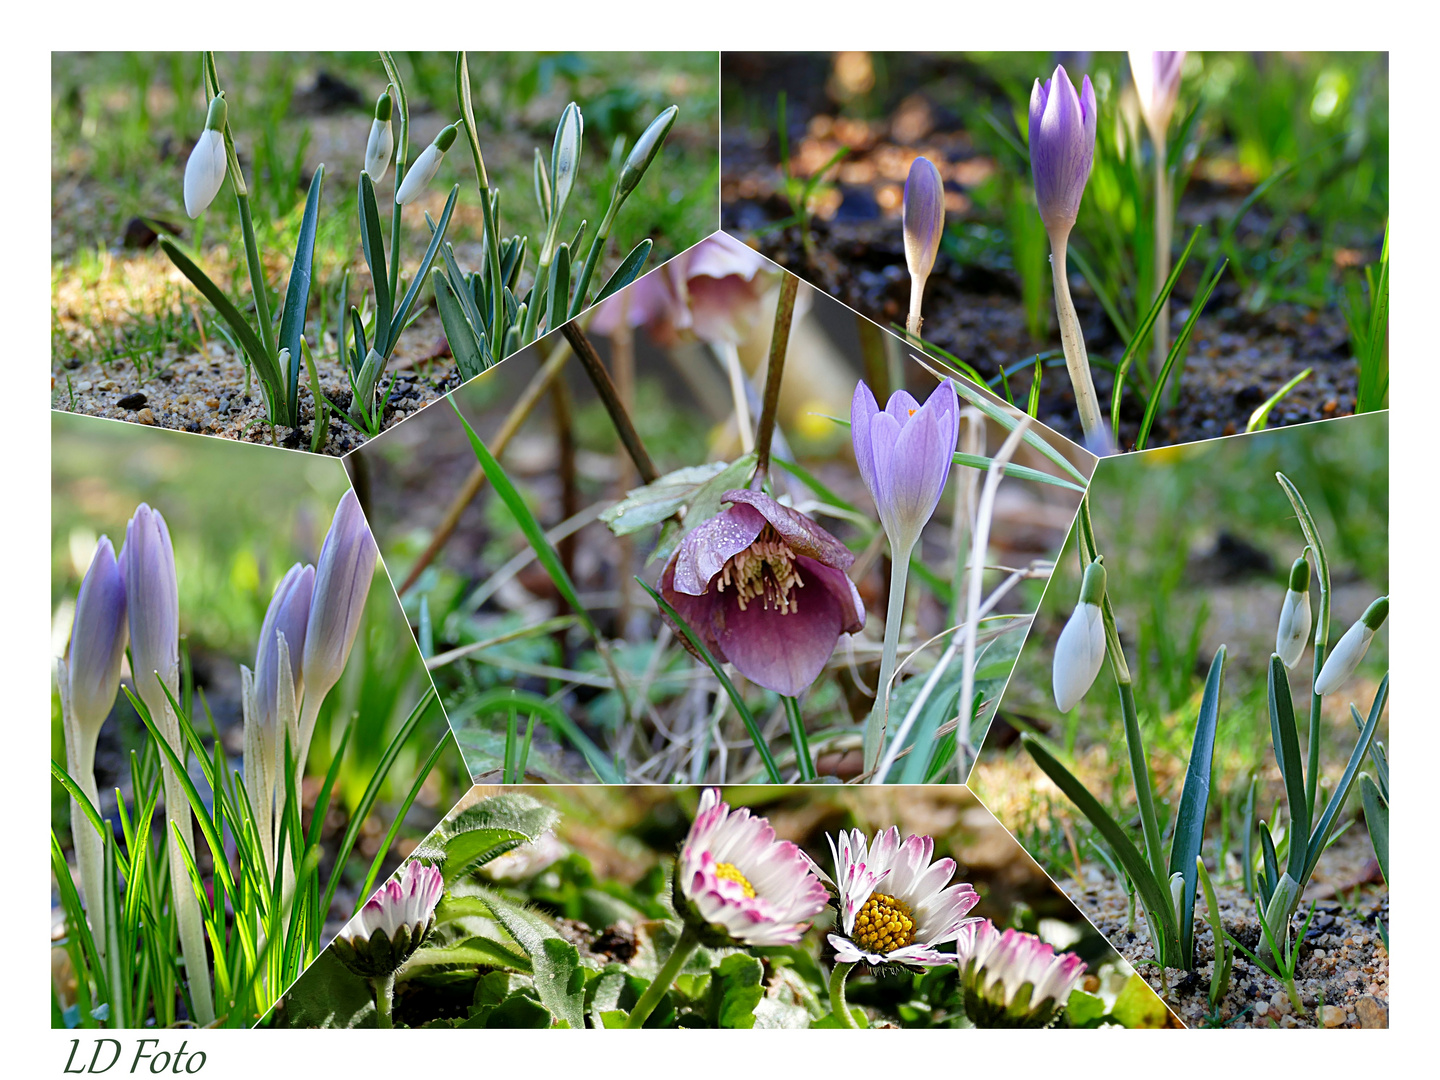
left=828, top=961, right=861, bottom=1028
left=1047, top=234, right=1106, bottom=450
left=783, top=695, right=816, bottom=781
left=1151, top=135, right=1172, bottom=384
left=863, top=545, right=913, bottom=775
left=753, top=271, right=800, bottom=487
left=371, top=973, right=396, bottom=1029
left=625, top=925, right=700, bottom=1028
left=906, top=273, right=926, bottom=337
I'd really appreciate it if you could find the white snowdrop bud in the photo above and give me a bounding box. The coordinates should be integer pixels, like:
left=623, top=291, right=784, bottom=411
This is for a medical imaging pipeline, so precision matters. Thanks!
left=1275, top=556, right=1312, bottom=669
left=1314, top=596, right=1387, bottom=696
left=1053, top=560, right=1108, bottom=712
left=364, top=92, right=394, bottom=183
left=395, top=123, right=457, bottom=206
left=184, top=95, right=229, bottom=218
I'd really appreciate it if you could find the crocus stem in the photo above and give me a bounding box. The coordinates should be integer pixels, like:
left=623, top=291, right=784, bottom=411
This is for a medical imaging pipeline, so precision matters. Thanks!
left=61, top=714, right=106, bottom=961
left=828, top=961, right=861, bottom=1028
left=1151, top=135, right=1172, bottom=383
left=625, top=925, right=700, bottom=1028
left=906, top=273, right=926, bottom=337
left=863, top=544, right=913, bottom=775
left=371, top=973, right=396, bottom=1029
left=753, top=272, right=800, bottom=486
left=1047, top=233, right=1106, bottom=449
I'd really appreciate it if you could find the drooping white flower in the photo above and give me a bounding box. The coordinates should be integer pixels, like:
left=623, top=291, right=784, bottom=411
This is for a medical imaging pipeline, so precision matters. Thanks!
left=674, top=788, right=829, bottom=947
left=184, top=95, right=229, bottom=218
left=1314, top=596, right=1388, bottom=696
left=332, top=860, right=443, bottom=979
left=395, top=123, right=457, bottom=206
left=821, top=826, right=980, bottom=967
left=1275, top=555, right=1312, bottom=668
left=364, top=92, right=395, bottom=183
left=955, top=920, right=1087, bottom=1028
left=1053, top=560, right=1107, bottom=712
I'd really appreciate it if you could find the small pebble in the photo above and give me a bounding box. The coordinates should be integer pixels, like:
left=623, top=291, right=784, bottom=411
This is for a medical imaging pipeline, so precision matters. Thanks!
left=176, top=394, right=190, bottom=405
left=76, top=380, right=93, bottom=393
left=1355, top=996, right=1387, bottom=1028
left=205, top=398, right=219, bottom=409
left=117, top=392, right=147, bottom=410
left=135, top=408, right=157, bottom=426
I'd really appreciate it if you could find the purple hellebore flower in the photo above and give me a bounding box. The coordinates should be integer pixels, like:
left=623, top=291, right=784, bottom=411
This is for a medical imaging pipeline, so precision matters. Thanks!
left=1028, top=65, right=1097, bottom=238
left=851, top=380, right=959, bottom=557
left=302, top=490, right=378, bottom=705
left=254, top=561, right=315, bottom=729
left=122, top=503, right=180, bottom=710
left=660, top=489, right=865, bottom=697
left=1129, top=51, right=1187, bottom=138
left=903, top=156, right=945, bottom=284
left=65, top=535, right=129, bottom=737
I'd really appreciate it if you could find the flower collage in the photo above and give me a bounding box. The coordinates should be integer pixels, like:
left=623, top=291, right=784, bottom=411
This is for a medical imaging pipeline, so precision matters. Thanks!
left=50, top=49, right=1387, bottom=1038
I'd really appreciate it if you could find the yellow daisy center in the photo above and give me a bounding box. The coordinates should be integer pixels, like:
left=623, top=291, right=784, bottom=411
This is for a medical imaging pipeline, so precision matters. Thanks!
left=853, top=892, right=916, bottom=954
left=714, top=860, right=756, bottom=898
left=717, top=525, right=804, bottom=615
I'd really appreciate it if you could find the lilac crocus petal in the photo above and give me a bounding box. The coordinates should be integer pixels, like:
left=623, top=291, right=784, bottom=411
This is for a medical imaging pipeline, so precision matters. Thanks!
left=851, top=379, right=958, bottom=557
left=302, top=490, right=377, bottom=703
left=1029, top=65, right=1097, bottom=237
left=903, top=156, right=945, bottom=282
left=66, top=536, right=129, bottom=736
left=122, top=503, right=180, bottom=708
left=851, top=381, right=881, bottom=498
left=1129, top=51, right=1186, bottom=137
left=255, top=562, right=315, bottom=729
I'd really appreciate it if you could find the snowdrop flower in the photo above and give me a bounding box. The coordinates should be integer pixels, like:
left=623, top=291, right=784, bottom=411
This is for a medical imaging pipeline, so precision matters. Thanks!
left=674, top=788, right=829, bottom=947
left=364, top=92, right=394, bottom=183
left=1275, top=556, right=1312, bottom=669
left=395, top=123, right=458, bottom=205
left=1053, top=560, right=1107, bottom=712
left=822, top=826, right=980, bottom=966
left=1314, top=596, right=1388, bottom=696
left=332, top=860, right=444, bottom=980
left=184, top=95, right=229, bottom=218
left=955, top=920, right=1087, bottom=1028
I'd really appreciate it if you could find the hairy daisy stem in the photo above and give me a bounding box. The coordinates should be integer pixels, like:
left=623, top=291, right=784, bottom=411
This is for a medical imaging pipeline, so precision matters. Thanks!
left=829, top=961, right=861, bottom=1028
left=1047, top=234, right=1106, bottom=449
left=863, top=546, right=913, bottom=775
left=371, top=973, right=396, bottom=1029
left=625, top=926, right=700, bottom=1028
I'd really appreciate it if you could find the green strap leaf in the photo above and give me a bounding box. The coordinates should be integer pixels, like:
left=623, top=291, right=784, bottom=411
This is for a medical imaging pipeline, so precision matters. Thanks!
left=952, top=451, right=1086, bottom=493
left=1167, top=645, right=1226, bottom=968
left=545, top=242, right=571, bottom=335
left=432, top=268, right=488, bottom=382
left=388, top=185, right=459, bottom=358
left=278, top=164, right=325, bottom=416
left=1302, top=677, right=1387, bottom=882
left=592, top=239, right=653, bottom=306
left=1359, top=773, right=1388, bottom=884
left=1267, top=655, right=1310, bottom=881
left=358, top=171, right=392, bottom=352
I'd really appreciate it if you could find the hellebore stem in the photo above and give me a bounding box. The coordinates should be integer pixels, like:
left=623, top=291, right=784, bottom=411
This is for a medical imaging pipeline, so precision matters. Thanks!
left=906, top=272, right=927, bottom=337
left=863, top=544, right=914, bottom=775
left=371, top=973, right=396, bottom=1029
left=783, top=695, right=816, bottom=781
left=753, top=272, right=800, bottom=488
left=1151, top=135, right=1172, bottom=385
left=625, top=925, right=700, bottom=1028
left=1047, top=233, right=1107, bottom=451
left=560, top=322, right=659, bottom=484
left=828, top=961, right=862, bottom=1028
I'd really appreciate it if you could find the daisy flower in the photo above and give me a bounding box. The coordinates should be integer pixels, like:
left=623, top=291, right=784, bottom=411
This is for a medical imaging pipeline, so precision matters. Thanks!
left=332, top=859, right=444, bottom=981
left=823, top=827, right=980, bottom=967
left=955, top=920, right=1087, bottom=1028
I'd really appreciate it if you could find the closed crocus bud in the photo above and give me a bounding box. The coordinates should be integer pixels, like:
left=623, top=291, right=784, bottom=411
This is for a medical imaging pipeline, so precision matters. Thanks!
left=1128, top=52, right=1186, bottom=140
left=616, top=105, right=677, bottom=202
left=364, top=92, right=395, bottom=183
left=1314, top=596, right=1388, bottom=696
left=302, top=490, right=378, bottom=706
left=254, top=562, right=315, bottom=729
left=394, top=123, right=457, bottom=206
left=122, top=504, right=180, bottom=711
left=1029, top=65, right=1097, bottom=239
left=65, top=536, right=129, bottom=738
left=331, top=860, right=444, bottom=980
left=1053, top=560, right=1107, bottom=712
left=1275, top=556, right=1312, bottom=669
left=184, top=95, right=229, bottom=218
left=903, top=156, right=945, bottom=285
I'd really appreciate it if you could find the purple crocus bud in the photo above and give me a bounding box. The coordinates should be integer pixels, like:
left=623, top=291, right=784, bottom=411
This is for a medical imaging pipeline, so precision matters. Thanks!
left=65, top=536, right=129, bottom=738
left=903, top=156, right=945, bottom=285
left=254, top=562, right=315, bottom=730
left=1129, top=51, right=1186, bottom=139
left=850, top=379, right=959, bottom=558
left=660, top=490, right=864, bottom=697
left=302, top=490, right=377, bottom=706
left=1028, top=65, right=1098, bottom=238
left=122, top=503, right=180, bottom=711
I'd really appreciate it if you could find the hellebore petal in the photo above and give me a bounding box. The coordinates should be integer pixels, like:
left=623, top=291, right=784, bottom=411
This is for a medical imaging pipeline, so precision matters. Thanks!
left=903, top=156, right=945, bottom=283
left=1314, top=596, right=1388, bottom=696
left=851, top=379, right=958, bottom=556
left=1129, top=51, right=1187, bottom=138
left=65, top=536, right=129, bottom=737
left=122, top=504, right=180, bottom=710
left=184, top=128, right=228, bottom=219
left=302, top=490, right=378, bottom=705
left=659, top=490, right=863, bottom=697
left=1029, top=65, right=1097, bottom=237
left=255, top=562, right=315, bottom=729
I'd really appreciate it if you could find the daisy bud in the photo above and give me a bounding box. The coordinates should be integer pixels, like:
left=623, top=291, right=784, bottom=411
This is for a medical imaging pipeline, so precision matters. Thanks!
left=1314, top=596, right=1388, bottom=696
left=1275, top=556, right=1312, bottom=669
left=902, top=156, right=945, bottom=285
left=64, top=536, right=129, bottom=739
left=122, top=504, right=180, bottom=712
left=616, top=105, right=677, bottom=202
left=331, top=860, right=443, bottom=979
left=673, top=789, right=828, bottom=948
left=395, top=123, right=457, bottom=206
left=302, top=490, right=377, bottom=706
left=364, top=92, right=395, bottom=183
left=1028, top=65, right=1097, bottom=240
left=956, top=920, right=1087, bottom=1028
left=1052, top=560, right=1107, bottom=712
left=183, top=95, right=229, bottom=218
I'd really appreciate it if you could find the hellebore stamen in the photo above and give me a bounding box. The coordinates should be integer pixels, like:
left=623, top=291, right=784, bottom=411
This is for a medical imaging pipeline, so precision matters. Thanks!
left=716, top=526, right=805, bottom=614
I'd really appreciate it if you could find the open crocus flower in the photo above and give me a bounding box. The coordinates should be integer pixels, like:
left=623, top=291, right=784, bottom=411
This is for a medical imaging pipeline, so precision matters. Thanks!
left=955, top=920, right=1086, bottom=1028
left=1029, top=65, right=1097, bottom=239
left=659, top=489, right=864, bottom=696
left=822, top=827, right=980, bottom=967
left=674, top=788, right=829, bottom=947
left=331, top=860, right=444, bottom=980
left=851, top=379, right=959, bottom=559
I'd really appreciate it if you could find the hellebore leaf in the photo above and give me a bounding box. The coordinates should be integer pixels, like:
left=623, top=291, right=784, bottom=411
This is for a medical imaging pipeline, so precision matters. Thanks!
left=602, top=462, right=730, bottom=535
